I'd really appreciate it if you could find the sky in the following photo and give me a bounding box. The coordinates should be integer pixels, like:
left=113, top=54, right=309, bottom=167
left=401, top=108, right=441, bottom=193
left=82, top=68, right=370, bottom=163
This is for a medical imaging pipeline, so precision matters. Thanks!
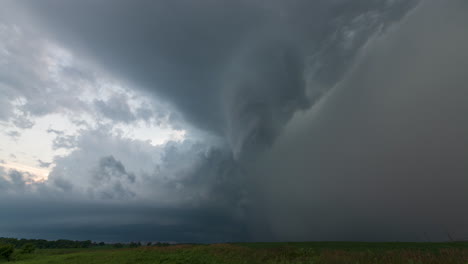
left=0, top=0, right=467, bottom=243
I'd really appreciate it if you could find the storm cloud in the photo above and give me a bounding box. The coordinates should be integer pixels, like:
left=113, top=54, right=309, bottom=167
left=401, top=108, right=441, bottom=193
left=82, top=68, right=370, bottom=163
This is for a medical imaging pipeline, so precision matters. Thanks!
left=15, top=0, right=419, bottom=154
left=1, top=0, right=467, bottom=243
left=250, top=0, right=468, bottom=241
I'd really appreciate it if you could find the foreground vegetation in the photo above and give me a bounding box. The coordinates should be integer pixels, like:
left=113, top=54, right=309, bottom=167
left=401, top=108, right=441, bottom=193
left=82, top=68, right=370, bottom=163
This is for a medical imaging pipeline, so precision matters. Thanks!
left=1, top=241, right=467, bottom=264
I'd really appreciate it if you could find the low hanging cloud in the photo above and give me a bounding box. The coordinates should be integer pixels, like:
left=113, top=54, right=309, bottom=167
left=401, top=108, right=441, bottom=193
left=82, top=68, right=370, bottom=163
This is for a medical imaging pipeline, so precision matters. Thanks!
left=46, top=126, right=243, bottom=209
left=1, top=126, right=246, bottom=242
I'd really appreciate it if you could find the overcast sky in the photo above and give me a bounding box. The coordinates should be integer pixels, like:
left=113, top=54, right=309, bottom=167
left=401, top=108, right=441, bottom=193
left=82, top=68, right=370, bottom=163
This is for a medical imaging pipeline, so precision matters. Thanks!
left=0, top=0, right=467, bottom=243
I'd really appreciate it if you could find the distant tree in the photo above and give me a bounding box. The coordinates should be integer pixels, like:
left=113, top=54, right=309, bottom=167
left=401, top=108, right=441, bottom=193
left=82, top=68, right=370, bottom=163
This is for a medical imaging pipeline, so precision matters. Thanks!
left=129, top=242, right=140, bottom=248
left=155, top=242, right=170, bottom=247
left=113, top=243, right=124, bottom=248
left=82, top=240, right=92, bottom=248
left=98, top=242, right=105, bottom=246
left=0, top=243, right=14, bottom=261
left=0, top=237, right=105, bottom=249
left=20, top=243, right=36, bottom=254
left=146, top=242, right=152, bottom=246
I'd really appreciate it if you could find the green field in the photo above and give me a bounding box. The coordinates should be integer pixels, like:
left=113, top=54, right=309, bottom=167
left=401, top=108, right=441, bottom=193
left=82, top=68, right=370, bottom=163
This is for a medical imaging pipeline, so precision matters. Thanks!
left=3, top=242, right=468, bottom=264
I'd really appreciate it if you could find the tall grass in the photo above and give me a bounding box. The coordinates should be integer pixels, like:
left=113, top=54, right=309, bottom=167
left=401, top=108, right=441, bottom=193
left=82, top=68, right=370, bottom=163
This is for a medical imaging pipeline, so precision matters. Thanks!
left=5, top=242, right=468, bottom=264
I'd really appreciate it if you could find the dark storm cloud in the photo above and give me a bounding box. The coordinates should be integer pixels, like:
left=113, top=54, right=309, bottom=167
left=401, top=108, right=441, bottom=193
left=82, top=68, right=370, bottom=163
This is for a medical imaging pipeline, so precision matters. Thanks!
left=16, top=0, right=419, bottom=156
left=0, top=128, right=247, bottom=242
left=223, top=39, right=309, bottom=159
left=6, top=0, right=467, bottom=244
left=0, top=124, right=247, bottom=242
left=249, top=0, right=468, bottom=242
left=0, top=198, right=248, bottom=243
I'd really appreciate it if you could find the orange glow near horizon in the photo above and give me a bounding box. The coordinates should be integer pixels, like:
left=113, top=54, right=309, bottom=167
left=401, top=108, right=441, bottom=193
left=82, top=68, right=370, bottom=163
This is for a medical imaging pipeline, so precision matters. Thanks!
left=0, top=162, right=50, bottom=182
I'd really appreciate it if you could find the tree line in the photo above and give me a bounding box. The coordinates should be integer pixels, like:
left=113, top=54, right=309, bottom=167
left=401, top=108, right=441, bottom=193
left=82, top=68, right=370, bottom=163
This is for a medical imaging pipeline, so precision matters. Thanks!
left=0, top=237, right=171, bottom=249
left=0, top=237, right=95, bottom=249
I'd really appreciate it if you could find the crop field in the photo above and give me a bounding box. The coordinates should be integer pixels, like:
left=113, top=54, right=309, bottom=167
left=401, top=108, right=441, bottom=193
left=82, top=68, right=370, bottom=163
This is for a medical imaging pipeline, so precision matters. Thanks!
left=2, top=242, right=467, bottom=264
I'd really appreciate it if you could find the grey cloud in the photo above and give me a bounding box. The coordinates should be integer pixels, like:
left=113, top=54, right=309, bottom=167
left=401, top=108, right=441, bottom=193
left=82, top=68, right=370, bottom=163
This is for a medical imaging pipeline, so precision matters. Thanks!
left=135, top=107, right=153, bottom=123
left=51, top=134, right=77, bottom=150
left=0, top=126, right=247, bottom=242
left=7, top=170, right=27, bottom=190
left=37, top=159, right=52, bottom=168
left=0, top=168, right=33, bottom=193
left=0, top=197, right=248, bottom=243
left=152, top=141, right=245, bottom=213
left=52, top=177, right=73, bottom=192
left=95, top=156, right=136, bottom=183
left=46, top=128, right=64, bottom=135
left=224, top=39, right=309, bottom=159
left=47, top=126, right=164, bottom=192
left=5, top=130, right=20, bottom=140
left=93, top=92, right=177, bottom=126
left=5, top=0, right=466, bottom=244
left=0, top=17, right=162, bottom=131
left=48, top=129, right=79, bottom=150
left=134, top=100, right=170, bottom=125
left=89, top=155, right=137, bottom=200
left=12, top=113, right=34, bottom=129
left=0, top=169, right=10, bottom=191
left=0, top=92, right=13, bottom=121
left=94, top=94, right=136, bottom=124
left=45, top=126, right=245, bottom=211
left=0, top=19, right=90, bottom=122
left=249, top=0, right=468, bottom=242
left=17, top=0, right=419, bottom=156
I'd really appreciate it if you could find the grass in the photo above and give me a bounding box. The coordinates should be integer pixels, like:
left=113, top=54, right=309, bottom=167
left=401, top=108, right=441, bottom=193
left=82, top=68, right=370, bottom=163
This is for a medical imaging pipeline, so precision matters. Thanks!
left=2, top=242, right=467, bottom=264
